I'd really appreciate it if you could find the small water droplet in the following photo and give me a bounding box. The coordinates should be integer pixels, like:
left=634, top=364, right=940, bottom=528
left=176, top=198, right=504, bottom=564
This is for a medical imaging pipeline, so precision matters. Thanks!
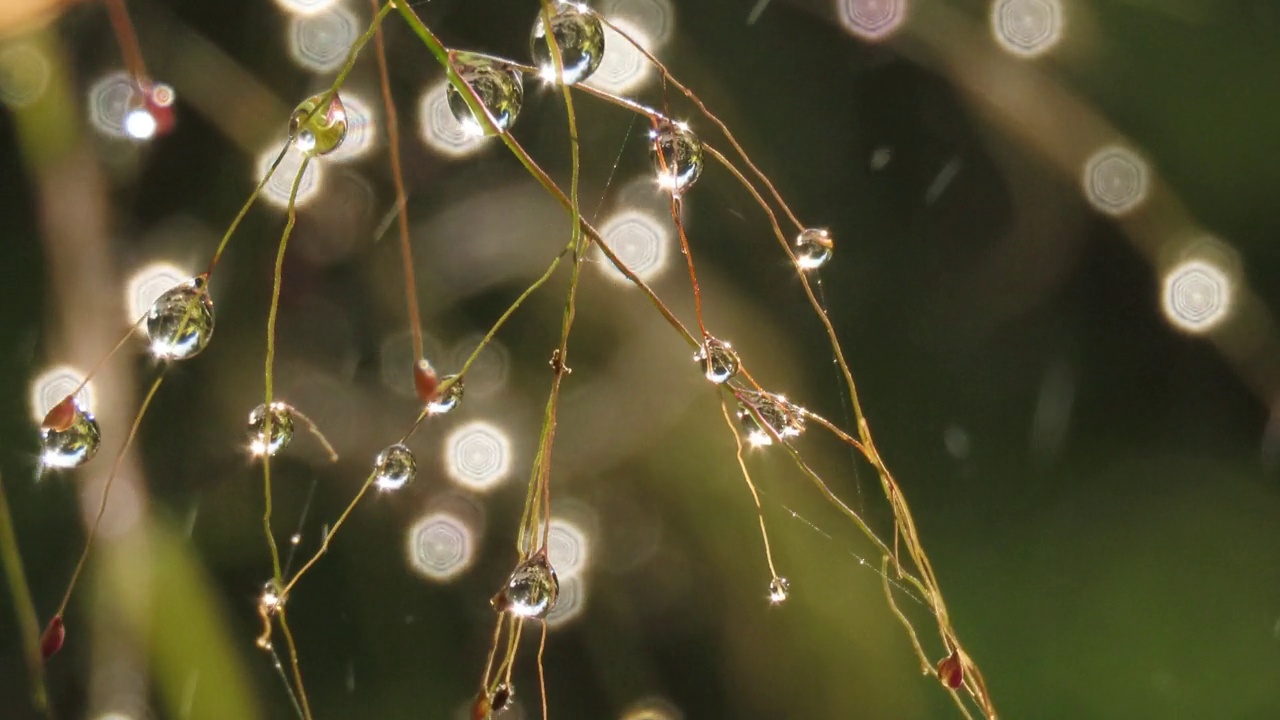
left=290, top=533, right=302, bottom=545
left=39, top=397, right=101, bottom=470
left=737, top=390, right=805, bottom=446
left=693, top=337, right=739, bottom=384
left=531, top=2, right=606, bottom=84
left=146, top=276, right=215, bottom=361
left=260, top=580, right=286, bottom=615
left=447, top=54, right=525, bottom=136
left=768, top=576, right=790, bottom=603
left=650, top=120, right=703, bottom=192
left=492, top=683, right=514, bottom=713
left=794, top=228, right=833, bottom=270
left=373, top=443, right=417, bottom=492
left=427, top=374, right=464, bottom=415
left=289, top=92, right=348, bottom=156
left=248, top=402, right=295, bottom=457
left=492, top=551, right=559, bottom=619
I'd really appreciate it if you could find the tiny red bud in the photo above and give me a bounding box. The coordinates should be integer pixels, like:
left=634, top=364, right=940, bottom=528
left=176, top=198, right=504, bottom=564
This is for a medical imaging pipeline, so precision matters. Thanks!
left=470, top=691, right=491, bottom=720
left=937, top=650, right=964, bottom=690
left=41, top=396, right=77, bottom=432
left=414, top=359, right=440, bottom=404
left=40, top=616, right=65, bottom=660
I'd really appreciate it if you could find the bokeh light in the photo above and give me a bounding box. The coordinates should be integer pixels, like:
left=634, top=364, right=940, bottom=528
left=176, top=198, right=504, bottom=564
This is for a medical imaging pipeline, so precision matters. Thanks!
left=621, top=697, right=683, bottom=720
left=597, top=0, right=675, bottom=47
left=546, top=574, right=586, bottom=628
left=837, top=0, right=908, bottom=42
left=0, top=40, right=51, bottom=109
left=546, top=518, right=590, bottom=578
left=447, top=333, right=510, bottom=398
left=326, top=91, right=376, bottom=163
left=288, top=5, right=359, bottom=73
left=443, top=421, right=512, bottom=491
left=991, top=0, right=1063, bottom=58
left=87, top=70, right=138, bottom=139
left=256, top=143, right=323, bottom=208
left=406, top=510, right=478, bottom=582
left=1161, top=259, right=1234, bottom=334
left=273, top=0, right=339, bottom=16
left=594, top=209, right=671, bottom=284
left=30, top=365, right=95, bottom=422
left=125, top=262, right=187, bottom=322
left=583, top=21, right=654, bottom=94
left=1082, top=145, right=1149, bottom=216
left=417, top=80, right=485, bottom=159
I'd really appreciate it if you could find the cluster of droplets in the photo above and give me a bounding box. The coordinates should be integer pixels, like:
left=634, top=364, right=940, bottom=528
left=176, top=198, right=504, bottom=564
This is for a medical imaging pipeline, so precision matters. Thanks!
left=491, top=551, right=559, bottom=619
left=531, top=2, right=606, bottom=84
left=146, top=274, right=215, bottom=361
left=694, top=336, right=739, bottom=384
left=247, top=402, right=295, bottom=457
left=373, top=443, right=417, bottom=492
left=649, top=120, right=703, bottom=193
left=289, top=92, right=348, bottom=156
left=736, top=390, right=805, bottom=446
left=38, top=395, right=101, bottom=470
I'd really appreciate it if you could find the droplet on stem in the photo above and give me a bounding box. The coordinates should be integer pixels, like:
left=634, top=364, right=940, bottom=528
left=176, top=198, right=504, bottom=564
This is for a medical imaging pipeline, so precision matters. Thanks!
left=289, top=92, right=348, bottom=156
left=40, top=615, right=65, bottom=660
left=446, top=54, right=525, bottom=136
left=737, top=390, right=805, bottom=446
left=693, top=336, right=739, bottom=384
left=492, top=551, right=559, bottom=619
left=39, top=396, right=101, bottom=470
left=248, top=402, right=296, bottom=457
left=768, top=576, right=790, bottom=604
left=373, top=443, right=417, bottom=492
left=427, top=374, right=464, bottom=415
left=649, top=120, right=703, bottom=193
left=530, top=1, right=605, bottom=85
left=260, top=580, right=286, bottom=615
left=491, top=683, right=514, bottom=713
left=794, top=228, right=834, bottom=270
left=146, top=275, right=215, bottom=361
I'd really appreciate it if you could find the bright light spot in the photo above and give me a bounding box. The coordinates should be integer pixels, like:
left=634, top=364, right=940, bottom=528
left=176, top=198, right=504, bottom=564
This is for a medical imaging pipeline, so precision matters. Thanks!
left=621, top=697, right=683, bottom=720
left=546, top=519, right=590, bottom=578
left=444, top=421, right=512, bottom=491
left=594, top=209, right=670, bottom=284
left=991, top=0, right=1063, bottom=58
left=0, top=40, right=51, bottom=109
left=256, top=143, right=322, bottom=208
left=1161, top=259, right=1233, bottom=334
left=30, top=365, right=94, bottom=422
left=546, top=574, right=586, bottom=629
left=123, top=107, right=157, bottom=139
left=87, top=70, right=139, bottom=138
left=583, top=21, right=654, bottom=94
left=273, top=0, right=339, bottom=16
left=837, top=0, right=908, bottom=41
left=327, top=92, right=376, bottom=163
left=1083, top=145, right=1149, bottom=216
left=597, top=0, right=675, bottom=47
left=407, top=511, right=477, bottom=581
left=288, top=6, right=359, bottom=73
left=417, top=80, right=485, bottom=159
left=125, top=262, right=187, bottom=324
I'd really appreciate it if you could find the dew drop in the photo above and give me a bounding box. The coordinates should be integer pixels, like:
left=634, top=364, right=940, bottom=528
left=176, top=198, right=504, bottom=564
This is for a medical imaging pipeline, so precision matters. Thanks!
left=248, top=402, right=296, bottom=457
left=373, top=443, right=417, bottom=492
left=491, top=683, right=514, bottom=713
left=39, top=396, right=101, bottom=470
left=289, top=92, right=348, bottom=156
left=427, top=374, right=464, bottom=415
left=693, top=336, right=739, bottom=384
left=768, top=576, right=790, bottom=604
left=531, top=1, right=606, bottom=85
left=492, top=551, right=559, bottom=619
left=260, top=580, right=286, bottom=615
left=650, top=120, right=703, bottom=192
left=736, top=390, right=805, bottom=446
left=446, top=54, right=525, bottom=136
left=795, top=228, right=833, bottom=270
left=146, top=276, right=215, bottom=361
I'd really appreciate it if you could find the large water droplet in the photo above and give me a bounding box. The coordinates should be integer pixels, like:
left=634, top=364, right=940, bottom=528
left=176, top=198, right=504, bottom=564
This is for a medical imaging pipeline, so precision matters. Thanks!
left=737, top=390, right=805, bottom=446
left=248, top=402, right=295, bottom=457
left=427, top=374, right=464, bottom=415
left=447, top=54, right=524, bottom=136
left=531, top=2, right=606, bottom=85
left=650, top=120, right=703, bottom=192
left=795, top=228, right=833, bottom=270
left=373, top=443, right=417, bottom=492
left=491, top=683, right=514, bottom=713
left=768, top=576, right=790, bottom=604
left=289, top=92, right=348, bottom=156
left=39, top=396, right=101, bottom=470
left=146, top=276, right=215, bottom=361
left=693, top=336, right=739, bottom=384
left=260, top=579, right=286, bottom=615
left=493, top=552, right=559, bottom=619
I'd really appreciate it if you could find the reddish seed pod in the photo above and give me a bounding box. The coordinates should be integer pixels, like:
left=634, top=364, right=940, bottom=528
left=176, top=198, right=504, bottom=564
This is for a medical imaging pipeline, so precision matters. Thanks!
left=144, top=83, right=177, bottom=136
left=41, top=615, right=65, bottom=660
left=414, top=359, right=440, bottom=405
left=41, top=395, right=78, bottom=432
left=937, top=650, right=964, bottom=690
left=470, top=691, right=491, bottom=720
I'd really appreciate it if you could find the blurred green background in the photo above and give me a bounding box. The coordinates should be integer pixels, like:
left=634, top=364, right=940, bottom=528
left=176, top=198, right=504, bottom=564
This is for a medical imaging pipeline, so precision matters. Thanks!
left=2, top=0, right=1279, bottom=718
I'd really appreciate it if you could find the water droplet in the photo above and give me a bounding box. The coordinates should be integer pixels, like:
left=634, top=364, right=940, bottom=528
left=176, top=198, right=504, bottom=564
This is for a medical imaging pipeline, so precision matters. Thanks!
left=373, top=443, right=417, bottom=492
left=248, top=402, right=296, bottom=457
left=491, top=683, right=514, bottom=713
left=146, top=276, right=215, bottom=361
left=768, top=576, right=790, bottom=603
left=492, top=552, right=559, bottom=619
left=737, top=390, right=805, bottom=446
left=39, top=396, right=101, bottom=470
left=650, top=120, right=703, bottom=192
left=531, top=1, right=606, bottom=84
left=427, top=374, right=464, bottom=415
left=289, top=92, right=348, bottom=156
left=693, top=337, right=739, bottom=384
left=446, top=54, right=524, bottom=136
left=795, top=228, right=833, bottom=270
left=260, top=580, right=286, bottom=615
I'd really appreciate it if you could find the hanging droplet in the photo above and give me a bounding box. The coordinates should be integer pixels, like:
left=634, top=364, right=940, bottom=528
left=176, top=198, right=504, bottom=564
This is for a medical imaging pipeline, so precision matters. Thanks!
left=447, top=54, right=525, bottom=136
left=693, top=336, right=739, bottom=384
left=373, top=443, right=417, bottom=492
left=248, top=402, right=295, bottom=457
left=530, top=2, right=605, bottom=85
left=492, top=551, right=559, bottom=619
left=491, top=683, right=514, bottom=713
left=794, top=228, right=834, bottom=270
left=650, top=120, right=703, bottom=193
left=937, top=650, right=964, bottom=689
left=737, top=390, right=805, bottom=446
left=260, top=580, right=286, bottom=615
left=427, top=374, right=464, bottom=415
left=39, top=396, right=101, bottom=470
left=289, top=92, right=348, bottom=156
left=146, top=275, right=215, bottom=361
left=40, top=615, right=65, bottom=660
left=768, top=576, right=790, bottom=604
